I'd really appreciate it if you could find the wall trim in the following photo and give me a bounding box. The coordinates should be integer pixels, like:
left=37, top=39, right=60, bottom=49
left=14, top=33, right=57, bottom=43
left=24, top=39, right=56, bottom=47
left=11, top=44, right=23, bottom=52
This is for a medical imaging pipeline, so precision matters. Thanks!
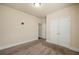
left=47, top=41, right=79, bottom=52
left=0, top=39, right=37, bottom=50
left=67, top=47, right=79, bottom=52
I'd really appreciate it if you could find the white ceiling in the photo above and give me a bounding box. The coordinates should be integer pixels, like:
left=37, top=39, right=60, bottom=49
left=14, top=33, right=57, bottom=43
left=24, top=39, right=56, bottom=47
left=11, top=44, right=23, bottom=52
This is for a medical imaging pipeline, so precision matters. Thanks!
left=1, top=3, right=74, bottom=19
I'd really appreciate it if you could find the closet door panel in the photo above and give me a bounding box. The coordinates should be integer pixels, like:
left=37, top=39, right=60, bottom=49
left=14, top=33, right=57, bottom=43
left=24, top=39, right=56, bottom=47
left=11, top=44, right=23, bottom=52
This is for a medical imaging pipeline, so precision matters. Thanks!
left=58, top=17, right=71, bottom=47
left=48, top=19, right=59, bottom=44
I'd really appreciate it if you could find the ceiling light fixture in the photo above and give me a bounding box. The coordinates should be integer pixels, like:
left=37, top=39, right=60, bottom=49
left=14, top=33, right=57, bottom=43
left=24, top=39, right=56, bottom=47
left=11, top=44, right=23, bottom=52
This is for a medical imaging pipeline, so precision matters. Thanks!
left=33, top=3, right=41, bottom=7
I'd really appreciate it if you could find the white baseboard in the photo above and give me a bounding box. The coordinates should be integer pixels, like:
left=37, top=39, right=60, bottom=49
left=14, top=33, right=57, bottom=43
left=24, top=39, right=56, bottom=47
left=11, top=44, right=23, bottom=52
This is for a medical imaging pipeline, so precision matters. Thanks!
left=0, top=39, right=36, bottom=50
left=67, top=47, right=79, bottom=52
left=47, top=41, right=79, bottom=52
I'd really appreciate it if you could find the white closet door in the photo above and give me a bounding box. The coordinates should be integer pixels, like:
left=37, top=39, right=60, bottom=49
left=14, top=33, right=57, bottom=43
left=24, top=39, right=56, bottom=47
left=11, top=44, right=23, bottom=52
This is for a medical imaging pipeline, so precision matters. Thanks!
left=47, top=17, right=71, bottom=47
left=58, top=17, right=71, bottom=47
left=49, top=18, right=59, bottom=44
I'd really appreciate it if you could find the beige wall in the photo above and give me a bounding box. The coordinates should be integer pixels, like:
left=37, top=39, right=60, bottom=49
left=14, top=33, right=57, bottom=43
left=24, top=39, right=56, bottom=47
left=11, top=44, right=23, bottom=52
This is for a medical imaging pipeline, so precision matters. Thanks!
left=46, top=4, right=79, bottom=51
left=0, top=5, right=40, bottom=50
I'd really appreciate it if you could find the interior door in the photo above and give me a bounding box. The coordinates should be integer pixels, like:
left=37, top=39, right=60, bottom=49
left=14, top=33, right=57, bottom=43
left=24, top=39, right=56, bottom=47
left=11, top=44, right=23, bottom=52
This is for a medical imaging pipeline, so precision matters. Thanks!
left=38, top=23, right=42, bottom=38
left=58, top=17, right=71, bottom=47
left=49, top=18, right=59, bottom=44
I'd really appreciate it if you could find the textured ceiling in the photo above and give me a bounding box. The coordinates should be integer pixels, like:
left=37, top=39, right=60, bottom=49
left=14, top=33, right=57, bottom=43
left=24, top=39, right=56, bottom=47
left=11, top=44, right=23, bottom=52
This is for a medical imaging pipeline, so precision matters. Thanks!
left=1, top=3, right=74, bottom=18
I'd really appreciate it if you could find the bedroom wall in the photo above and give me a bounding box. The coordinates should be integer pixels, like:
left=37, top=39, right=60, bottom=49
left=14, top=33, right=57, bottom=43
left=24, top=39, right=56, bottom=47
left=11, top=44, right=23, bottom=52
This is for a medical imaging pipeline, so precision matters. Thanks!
left=0, top=5, right=40, bottom=50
